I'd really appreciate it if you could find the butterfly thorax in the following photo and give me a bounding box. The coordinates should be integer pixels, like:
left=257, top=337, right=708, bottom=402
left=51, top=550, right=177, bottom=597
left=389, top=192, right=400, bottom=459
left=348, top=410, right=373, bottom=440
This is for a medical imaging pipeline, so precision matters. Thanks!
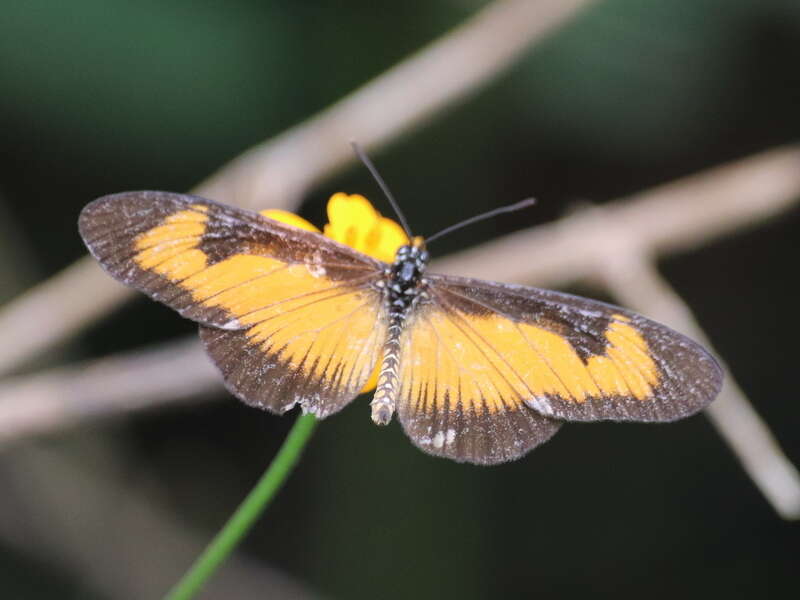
left=386, top=241, right=430, bottom=315
left=371, top=238, right=429, bottom=425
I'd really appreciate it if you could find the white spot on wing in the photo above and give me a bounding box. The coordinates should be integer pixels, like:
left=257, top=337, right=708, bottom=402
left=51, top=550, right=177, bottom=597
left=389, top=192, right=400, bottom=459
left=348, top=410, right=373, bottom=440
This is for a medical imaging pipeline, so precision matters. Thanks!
left=306, top=263, right=327, bottom=278
left=527, top=396, right=554, bottom=416
left=220, top=318, right=242, bottom=330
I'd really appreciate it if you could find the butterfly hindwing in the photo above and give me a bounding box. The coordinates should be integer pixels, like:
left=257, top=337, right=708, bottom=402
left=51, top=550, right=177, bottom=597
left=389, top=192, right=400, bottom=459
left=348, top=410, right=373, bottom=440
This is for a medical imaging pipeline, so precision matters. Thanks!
left=394, top=284, right=561, bottom=465
left=198, top=285, right=386, bottom=418
left=420, top=274, right=723, bottom=423
left=79, top=191, right=387, bottom=417
left=395, top=299, right=563, bottom=464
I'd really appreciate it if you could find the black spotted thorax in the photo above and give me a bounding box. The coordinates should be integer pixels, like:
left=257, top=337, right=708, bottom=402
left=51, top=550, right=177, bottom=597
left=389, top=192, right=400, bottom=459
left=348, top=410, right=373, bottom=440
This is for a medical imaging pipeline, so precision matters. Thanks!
left=386, top=236, right=429, bottom=315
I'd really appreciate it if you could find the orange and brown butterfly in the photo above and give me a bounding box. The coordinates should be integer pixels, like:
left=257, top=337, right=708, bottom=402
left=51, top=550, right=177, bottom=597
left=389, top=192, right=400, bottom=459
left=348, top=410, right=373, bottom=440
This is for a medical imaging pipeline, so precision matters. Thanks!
left=79, top=180, right=722, bottom=465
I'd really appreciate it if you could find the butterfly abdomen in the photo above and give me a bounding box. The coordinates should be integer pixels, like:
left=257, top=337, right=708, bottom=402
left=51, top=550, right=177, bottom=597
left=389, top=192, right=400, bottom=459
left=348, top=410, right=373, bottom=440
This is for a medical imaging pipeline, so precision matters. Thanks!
left=370, top=241, right=429, bottom=425
left=370, top=315, right=404, bottom=425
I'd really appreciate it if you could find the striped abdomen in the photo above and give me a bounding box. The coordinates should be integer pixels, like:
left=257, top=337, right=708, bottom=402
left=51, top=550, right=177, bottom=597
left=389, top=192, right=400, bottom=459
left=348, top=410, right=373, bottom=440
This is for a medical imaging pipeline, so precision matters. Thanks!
left=370, top=315, right=403, bottom=425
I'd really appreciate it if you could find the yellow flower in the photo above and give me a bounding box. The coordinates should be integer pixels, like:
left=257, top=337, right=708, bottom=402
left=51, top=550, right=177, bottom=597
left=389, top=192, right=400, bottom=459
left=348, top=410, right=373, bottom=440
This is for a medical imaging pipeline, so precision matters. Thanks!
left=261, top=193, right=409, bottom=392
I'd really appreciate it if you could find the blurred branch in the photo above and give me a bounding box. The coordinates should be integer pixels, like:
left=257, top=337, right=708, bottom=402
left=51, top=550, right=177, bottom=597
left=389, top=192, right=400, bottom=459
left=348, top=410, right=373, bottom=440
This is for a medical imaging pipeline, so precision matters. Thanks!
left=434, top=144, right=800, bottom=285
left=1, top=145, right=798, bottom=518
left=598, top=251, right=800, bottom=520
left=0, top=0, right=593, bottom=377
left=0, top=338, right=220, bottom=444
left=197, top=0, right=594, bottom=208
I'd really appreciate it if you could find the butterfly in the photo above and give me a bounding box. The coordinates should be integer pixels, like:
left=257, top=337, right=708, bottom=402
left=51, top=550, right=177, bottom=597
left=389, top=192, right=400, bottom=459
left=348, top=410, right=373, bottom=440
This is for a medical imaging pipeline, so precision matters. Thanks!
left=79, top=185, right=722, bottom=465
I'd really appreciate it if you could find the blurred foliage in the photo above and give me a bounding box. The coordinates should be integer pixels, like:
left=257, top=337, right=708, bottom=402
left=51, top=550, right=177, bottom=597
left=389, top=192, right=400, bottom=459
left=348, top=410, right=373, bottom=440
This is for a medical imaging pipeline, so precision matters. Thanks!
left=0, top=1, right=798, bottom=598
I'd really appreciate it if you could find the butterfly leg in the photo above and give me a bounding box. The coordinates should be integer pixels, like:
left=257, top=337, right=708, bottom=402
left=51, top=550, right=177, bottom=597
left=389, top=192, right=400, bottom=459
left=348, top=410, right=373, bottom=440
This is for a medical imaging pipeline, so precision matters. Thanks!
left=371, top=316, right=403, bottom=425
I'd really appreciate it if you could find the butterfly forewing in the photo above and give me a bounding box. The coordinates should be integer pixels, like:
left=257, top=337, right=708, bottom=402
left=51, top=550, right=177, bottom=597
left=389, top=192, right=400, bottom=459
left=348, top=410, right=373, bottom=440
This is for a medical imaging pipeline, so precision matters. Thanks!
left=418, top=274, right=723, bottom=423
left=79, top=191, right=384, bottom=328
left=79, top=191, right=388, bottom=417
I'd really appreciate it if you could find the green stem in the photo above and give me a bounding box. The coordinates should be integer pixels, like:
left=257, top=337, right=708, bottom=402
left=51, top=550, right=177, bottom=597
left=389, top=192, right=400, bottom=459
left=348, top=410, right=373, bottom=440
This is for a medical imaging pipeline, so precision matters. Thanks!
left=164, top=413, right=318, bottom=600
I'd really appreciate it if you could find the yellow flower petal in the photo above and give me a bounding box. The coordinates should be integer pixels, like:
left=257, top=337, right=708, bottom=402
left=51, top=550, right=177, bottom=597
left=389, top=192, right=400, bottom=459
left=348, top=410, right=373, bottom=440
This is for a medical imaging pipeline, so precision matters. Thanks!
left=323, top=193, right=377, bottom=248
left=260, top=209, right=320, bottom=233
left=323, top=193, right=409, bottom=263
left=370, top=217, right=410, bottom=263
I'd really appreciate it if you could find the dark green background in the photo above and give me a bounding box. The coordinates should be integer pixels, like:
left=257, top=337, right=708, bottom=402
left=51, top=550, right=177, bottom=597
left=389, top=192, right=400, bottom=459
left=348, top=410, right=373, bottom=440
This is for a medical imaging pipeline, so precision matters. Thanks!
left=1, top=1, right=798, bottom=598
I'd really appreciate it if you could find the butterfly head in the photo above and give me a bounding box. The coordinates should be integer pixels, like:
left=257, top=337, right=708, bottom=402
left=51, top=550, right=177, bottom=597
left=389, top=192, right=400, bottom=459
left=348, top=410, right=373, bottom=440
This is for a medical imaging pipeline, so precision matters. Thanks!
left=393, top=238, right=429, bottom=276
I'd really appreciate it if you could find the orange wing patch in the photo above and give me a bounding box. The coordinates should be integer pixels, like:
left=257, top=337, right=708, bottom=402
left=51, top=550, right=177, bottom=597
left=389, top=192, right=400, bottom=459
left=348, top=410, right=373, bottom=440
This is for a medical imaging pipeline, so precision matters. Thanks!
left=403, top=309, right=658, bottom=417
left=200, top=284, right=386, bottom=418
left=177, top=255, right=346, bottom=329
left=133, top=205, right=210, bottom=279
left=583, top=316, right=659, bottom=400
left=131, top=206, right=358, bottom=330
left=244, top=280, right=383, bottom=380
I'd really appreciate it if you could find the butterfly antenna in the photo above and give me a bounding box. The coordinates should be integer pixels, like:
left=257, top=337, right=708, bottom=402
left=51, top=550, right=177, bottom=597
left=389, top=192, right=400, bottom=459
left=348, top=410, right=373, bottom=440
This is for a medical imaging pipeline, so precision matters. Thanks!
left=425, top=198, right=537, bottom=244
left=350, top=141, right=414, bottom=239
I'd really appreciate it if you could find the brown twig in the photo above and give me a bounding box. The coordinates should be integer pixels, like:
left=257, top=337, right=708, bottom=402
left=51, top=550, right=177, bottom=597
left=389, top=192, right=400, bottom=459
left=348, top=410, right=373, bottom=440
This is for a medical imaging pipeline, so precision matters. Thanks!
left=598, top=250, right=800, bottom=520
left=0, top=338, right=220, bottom=444
left=0, top=0, right=594, bottom=377
left=434, top=145, right=800, bottom=285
